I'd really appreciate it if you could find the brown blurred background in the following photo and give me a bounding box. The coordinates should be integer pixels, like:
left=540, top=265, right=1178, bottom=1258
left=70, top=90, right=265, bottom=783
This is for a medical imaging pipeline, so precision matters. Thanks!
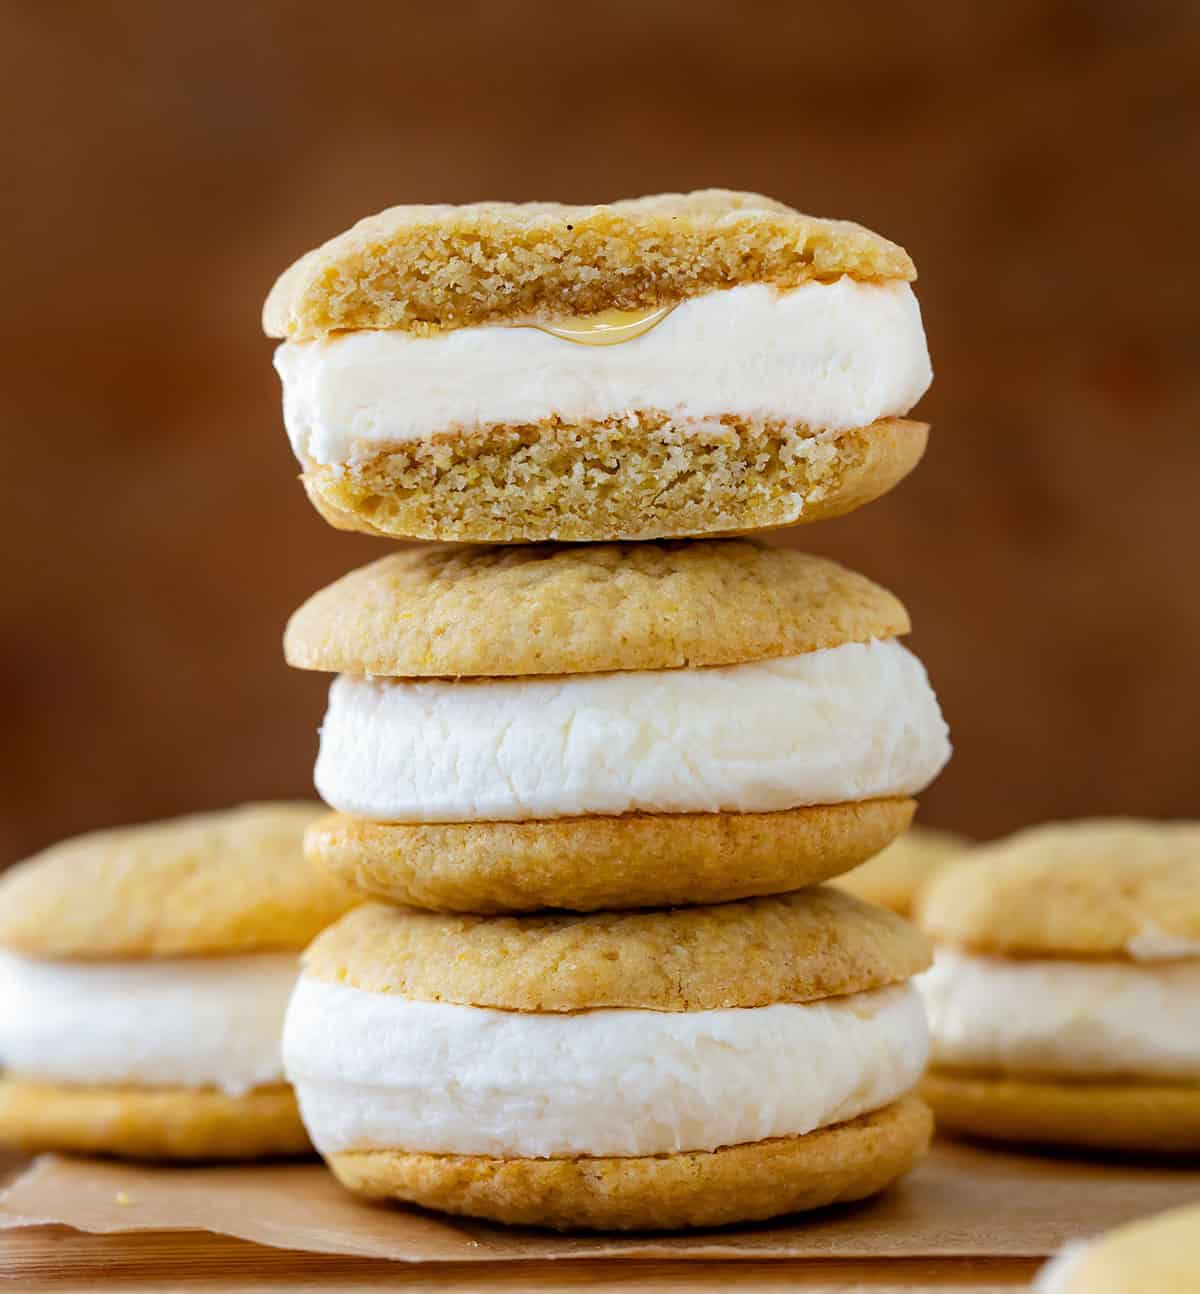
left=1, top=3, right=1198, bottom=864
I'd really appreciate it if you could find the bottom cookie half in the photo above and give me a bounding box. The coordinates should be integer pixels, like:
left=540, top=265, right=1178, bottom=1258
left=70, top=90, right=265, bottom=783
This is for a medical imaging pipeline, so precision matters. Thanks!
left=307, top=798, right=916, bottom=914
left=326, top=1094, right=932, bottom=1231
left=302, top=415, right=928, bottom=544
left=0, top=1076, right=312, bottom=1161
left=923, top=1070, right=1200, bottom=1155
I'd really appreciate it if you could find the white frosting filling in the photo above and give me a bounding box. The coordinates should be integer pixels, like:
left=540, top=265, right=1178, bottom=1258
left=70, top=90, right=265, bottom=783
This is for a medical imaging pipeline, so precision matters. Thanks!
left=0, top=950, right=298, bottom=1096
left=282, top=978, right=928, bottom=1157
left=921, top=948, right=1200, bottom=1080
left=275, top=279, right=932, bottom=465
left=314, top=638, right=951, bottom=822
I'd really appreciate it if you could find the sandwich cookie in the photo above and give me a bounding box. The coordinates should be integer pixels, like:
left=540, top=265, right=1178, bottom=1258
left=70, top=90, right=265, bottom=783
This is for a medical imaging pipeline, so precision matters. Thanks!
left=264, top=190, right=932, bottom=543
left=918, top=819, right=1200, bottom=1154
left=283, top=889, right=934, bottom=1230
left=287, top=540, right=952, bottom=913
left=0, top=803, right=358, bottom=1160
left=832, top=824, right=968, bottom=916
left=1035, top=1202, right=1200, bottom=1293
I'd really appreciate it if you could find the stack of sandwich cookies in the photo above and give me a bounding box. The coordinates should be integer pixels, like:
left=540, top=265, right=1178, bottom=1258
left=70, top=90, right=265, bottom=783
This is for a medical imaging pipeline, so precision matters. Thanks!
left=264, top=190, right=932, bottom=543
left=919, top=819, right=1200, bottom=1154
left=286, top=540, right=951, bottom=913
left=0, top=804, right=357, bottom=1160
left=282, top=891, right=934, bottom=1230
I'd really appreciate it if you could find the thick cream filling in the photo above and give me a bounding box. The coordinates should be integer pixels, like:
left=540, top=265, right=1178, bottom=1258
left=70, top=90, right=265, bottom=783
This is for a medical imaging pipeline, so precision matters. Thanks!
left=282, top=978, right=929, bottom=1158
left=275, top=278, right=932, bottom=465
left=0, top=950, right=298, bottom=1096
left=922, top=948, right=1200, bottom=1081
left=313, top=637, right=951, bottom=822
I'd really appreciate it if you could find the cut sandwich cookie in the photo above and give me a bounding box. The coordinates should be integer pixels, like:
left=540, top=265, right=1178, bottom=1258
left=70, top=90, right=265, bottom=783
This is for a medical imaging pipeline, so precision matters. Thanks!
left=832, top=823, right=969, bottom=917
left=918, top=819, right=1200, bottom=1154
left=283, top=889, right=934, bottom=1230
left=287, top=540, right=952, bottom=912
left=1035, top=1201, right=1200, bottom=1294
left=0, top=803, right=358, bottom=1160
left=264, top=190, right=932, bottom=542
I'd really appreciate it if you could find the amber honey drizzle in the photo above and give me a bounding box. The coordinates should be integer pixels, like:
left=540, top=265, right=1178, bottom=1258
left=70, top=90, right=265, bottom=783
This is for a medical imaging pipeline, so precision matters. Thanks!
left=531, top=305, right=676, bottom=346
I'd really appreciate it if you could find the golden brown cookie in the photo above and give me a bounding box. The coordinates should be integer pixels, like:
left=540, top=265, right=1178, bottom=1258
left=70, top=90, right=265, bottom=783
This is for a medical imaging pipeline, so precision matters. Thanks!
left=832, top=823, right=968, bottom=917
left=919, top=819, right=1200, bottom=958
left=922, top=1071, right=1200, bottom=1156
left=0, top=1077, right=311, bottom=1161
left=263, top=190, right=915, bottom=339
left=0, top=803, right=359, bottom=959
left=303, top=889, right=931, bottom=1012
left=306, top=798, right=915, bottom=914
left=327, top=1095, right=931, bottom=1231
left=1043, top=1202, right=1200, bottom=1294
left=298, top=415, right=928, bottom=545
left=284, top=539, right=909, bottom=678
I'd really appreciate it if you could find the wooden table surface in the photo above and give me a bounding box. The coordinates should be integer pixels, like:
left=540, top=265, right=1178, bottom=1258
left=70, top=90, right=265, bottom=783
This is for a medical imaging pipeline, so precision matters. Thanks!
left=0, top=1227, right=1037, bottom=1292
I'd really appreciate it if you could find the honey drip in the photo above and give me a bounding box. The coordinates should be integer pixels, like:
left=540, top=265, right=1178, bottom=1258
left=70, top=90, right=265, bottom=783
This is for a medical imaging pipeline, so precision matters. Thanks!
left=531, top=305, right=676, bottom=346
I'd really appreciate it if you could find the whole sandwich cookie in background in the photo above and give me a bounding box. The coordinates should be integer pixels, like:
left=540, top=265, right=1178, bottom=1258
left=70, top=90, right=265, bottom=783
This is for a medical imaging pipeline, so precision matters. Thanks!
left=283, top=889, right=934, bottom=1231
left=264, top=190, right=932, bottom=543
left=0, top=804, right=358, bottom=1160
left=832, top=823, right=968, bottom=916
left=287, top=540, right=952, bottom=913
left=1035, top=1202, right=1200, bottom=1293
left=918, top=819, right=1200, bottom=1154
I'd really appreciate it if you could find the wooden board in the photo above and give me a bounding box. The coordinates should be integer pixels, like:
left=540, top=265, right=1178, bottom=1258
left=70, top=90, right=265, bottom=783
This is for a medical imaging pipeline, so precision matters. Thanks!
left=0, top=1228, right=1037, bottom=1292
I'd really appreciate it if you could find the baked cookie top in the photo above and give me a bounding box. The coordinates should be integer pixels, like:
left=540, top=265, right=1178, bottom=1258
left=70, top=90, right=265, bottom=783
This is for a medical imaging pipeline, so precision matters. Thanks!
left=284, top=540, right=909, bottom=678
left=919, top=819, right=1200, bottom=960
left=302, top=888, right=931, bottom=1012
left=0, top=803, right=359, bottom=960
left=263, top=189, right=916, bottom=339
left=832, top=824, right=968, bottom=916
left=1061, top=1201, right=1200, bottom=1294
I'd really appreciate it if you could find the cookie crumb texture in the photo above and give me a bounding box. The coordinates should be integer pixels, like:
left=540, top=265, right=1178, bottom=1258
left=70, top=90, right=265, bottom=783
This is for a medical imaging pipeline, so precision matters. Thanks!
left=923, top=1071, right=1200, bottom=1154
left=307, top=799, right=915, bottom=914
left=0, top=1077, right=311, bottom=1161
left=327, top=1096, right=931, bottom=1231
left=301, top=416, right=927, bottom=543
left=263, top=190, right=916, bottom=339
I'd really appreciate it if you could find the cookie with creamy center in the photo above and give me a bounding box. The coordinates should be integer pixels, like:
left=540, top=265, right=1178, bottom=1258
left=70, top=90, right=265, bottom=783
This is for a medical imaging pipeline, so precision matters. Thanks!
left=264, top=191, right=931, bottom=542
left=917, top=819, right=1200, bottom=1154
left=0, top=803, right=359, bottom=1160
left=286, top=541, right=951, bottom=912
left=283, top=892, right=934, bottom=1230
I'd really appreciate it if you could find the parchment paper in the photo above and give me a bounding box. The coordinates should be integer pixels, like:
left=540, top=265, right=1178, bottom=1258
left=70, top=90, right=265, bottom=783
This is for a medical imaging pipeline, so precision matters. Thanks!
left=2, top=1141, right=1198, bottom=1263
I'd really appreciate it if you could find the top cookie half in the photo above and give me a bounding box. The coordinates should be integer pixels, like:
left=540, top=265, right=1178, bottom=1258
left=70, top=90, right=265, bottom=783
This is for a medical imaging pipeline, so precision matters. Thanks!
left=0, top=803, right=359, bottom=959
left=264, top=191, right=931, bottom=544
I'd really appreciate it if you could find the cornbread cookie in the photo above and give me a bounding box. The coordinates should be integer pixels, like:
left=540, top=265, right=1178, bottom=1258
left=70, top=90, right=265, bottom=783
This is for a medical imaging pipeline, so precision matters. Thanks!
left=921, top=1072, right=1200, bottom=1156
left=328, top=1096, right=932, bottom=1232
left=302, top=889, right=931, bottom=1011
left=0, top=805, right=357, bottom=1161
left=0, top=802, right=358, bottom=958
left=1036, top=1202, right=1200, bottom=1294
left=267, top=191, right=930, bottom=543
left=833, top=823, right=968, bottom=916
left=284, top=539, right=909, bottom=678
left=299, top=415, right=929, bottom=545
left=264, top=190, right=915, bottom=338
left=0, top=1077, right=309, bottom=1161
left=919, top=819, right=1200, bottom=958
left=306, top=798, right=916, bottom=914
